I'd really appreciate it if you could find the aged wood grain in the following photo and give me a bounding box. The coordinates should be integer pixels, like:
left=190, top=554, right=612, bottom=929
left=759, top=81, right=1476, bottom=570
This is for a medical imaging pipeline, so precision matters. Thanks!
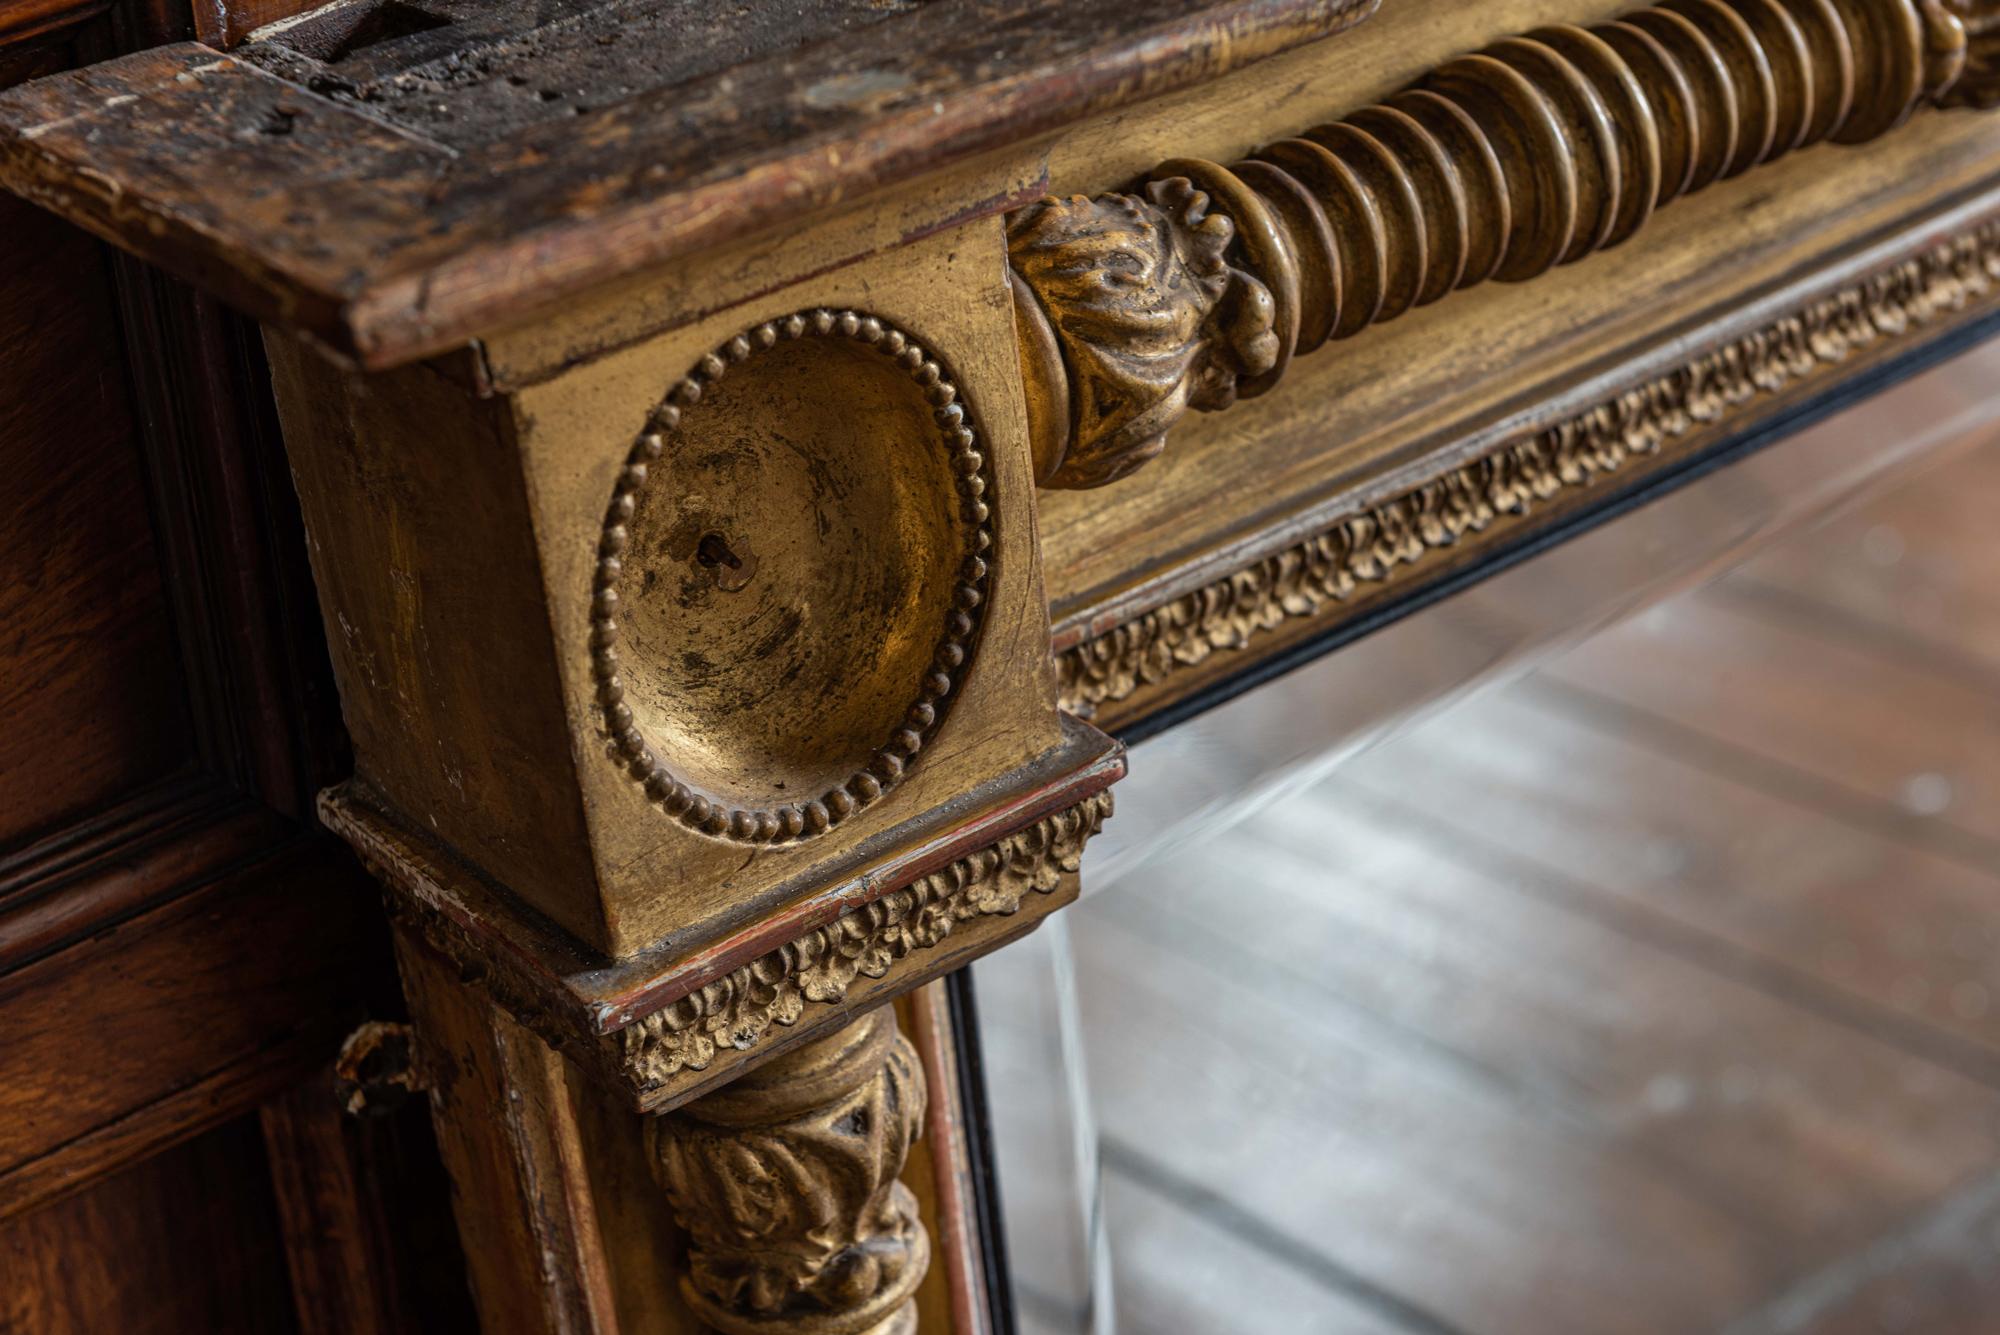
left=1539, top=592, right=2000, bottom=850
left=0, top=188, right=192, bottom=850
left=259, top=1069, right=477, bottom=1335
left=393, top=930, right=624, bottom=1335
left=1069, top=910, right=1780, bottom=1334
left=1724, top=442, right=2000, bottom=679
left=1336, top=686, right=2000, bottom=1071
left=0, top=0, right=1382, bottom=367
left=0, top=0, right=106, bottom=45
left=0, top=846, right=373, bottom=1219
left=1105, top=801, right=2000, bottom=1260
left=0, top=1119, right=300, bottom=1335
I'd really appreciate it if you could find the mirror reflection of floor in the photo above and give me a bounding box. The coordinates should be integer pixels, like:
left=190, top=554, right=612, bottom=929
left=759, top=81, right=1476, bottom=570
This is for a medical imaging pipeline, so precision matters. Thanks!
left=981, top=431, right=2000, bottom=1334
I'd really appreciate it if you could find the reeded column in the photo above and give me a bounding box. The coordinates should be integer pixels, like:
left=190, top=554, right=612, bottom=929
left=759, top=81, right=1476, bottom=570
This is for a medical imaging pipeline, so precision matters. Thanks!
left=1011, top=0, right=2000, bottom=488
left=648, top=1009, right=930, bottom=1335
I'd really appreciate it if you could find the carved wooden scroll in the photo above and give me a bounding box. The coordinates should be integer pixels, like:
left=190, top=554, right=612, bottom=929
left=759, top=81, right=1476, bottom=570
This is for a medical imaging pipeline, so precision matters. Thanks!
left=1012, top=0, right=2000, bottom=489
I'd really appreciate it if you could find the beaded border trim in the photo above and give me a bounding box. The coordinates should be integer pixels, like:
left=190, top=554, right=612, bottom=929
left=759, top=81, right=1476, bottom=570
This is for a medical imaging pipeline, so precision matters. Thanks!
left=589, top=309, right=995, bottom=844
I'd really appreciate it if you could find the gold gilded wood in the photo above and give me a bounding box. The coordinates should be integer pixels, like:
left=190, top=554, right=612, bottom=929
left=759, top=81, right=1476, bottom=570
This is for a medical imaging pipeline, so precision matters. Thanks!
left=398, top=925, right=978, bottom=1335
left=591, top=309, right=994, bottom=845
left=651, top=1009, right=928, bottom=1335
left=266, top=209, right=1125, bottom=1126
left=1013, top=0, right=1998, bottom=489
left=619, top=794, right=1111, bottom=1091
left=1946, top=0, right=2000, bottom=103
left=321, top=747, right=1117, bottom=1112
left=1057, top=214, right=2000, bottom=720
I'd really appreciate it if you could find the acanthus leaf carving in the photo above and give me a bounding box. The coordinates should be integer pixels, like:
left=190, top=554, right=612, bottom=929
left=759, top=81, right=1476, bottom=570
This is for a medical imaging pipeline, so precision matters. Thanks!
left=1012, top=0, right=2000, bottom=491
left=1008, top=178, right=1279, bottom=490
left=649, top=1009, right=928, bottom=1335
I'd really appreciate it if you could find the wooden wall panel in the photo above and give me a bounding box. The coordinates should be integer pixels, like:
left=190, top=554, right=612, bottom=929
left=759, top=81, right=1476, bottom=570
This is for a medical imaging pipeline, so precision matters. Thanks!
left=0, top=847, right=374, bottom=1217
left=0, top=1118, right=300, bottom=1335
left=0, top=1, right=107, bottom=46
left=0, top=187, right=192, bottom=852
left=0, top=3, right=467, bottom=1331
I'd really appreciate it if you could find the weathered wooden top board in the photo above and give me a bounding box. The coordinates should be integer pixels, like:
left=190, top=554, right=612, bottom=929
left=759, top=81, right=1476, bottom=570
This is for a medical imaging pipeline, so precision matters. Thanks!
left=0, top=0, right=1378, bottom=368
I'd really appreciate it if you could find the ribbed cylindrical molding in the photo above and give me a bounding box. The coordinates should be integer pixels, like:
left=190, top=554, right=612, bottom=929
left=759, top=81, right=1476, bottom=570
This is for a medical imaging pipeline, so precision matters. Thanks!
left=1196, top=0, right=1969, bottom=367
left=1009, top=0, right=1994, bottom=488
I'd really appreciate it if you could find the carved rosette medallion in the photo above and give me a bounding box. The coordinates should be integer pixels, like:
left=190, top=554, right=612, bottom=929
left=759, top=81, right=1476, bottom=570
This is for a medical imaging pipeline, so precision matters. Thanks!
left=590, top=309, right=995, bottom=844
left=649, top=1009, right=928, bottom=1335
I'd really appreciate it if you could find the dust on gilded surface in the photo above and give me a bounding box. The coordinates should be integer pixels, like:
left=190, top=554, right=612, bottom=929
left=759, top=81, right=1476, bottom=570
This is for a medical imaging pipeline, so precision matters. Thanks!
left=238, top=0, right=925, bottom=147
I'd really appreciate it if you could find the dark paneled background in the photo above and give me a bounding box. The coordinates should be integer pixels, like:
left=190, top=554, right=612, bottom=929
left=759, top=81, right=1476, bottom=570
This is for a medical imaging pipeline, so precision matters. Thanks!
left=0, top=3, right=472, bottom=1330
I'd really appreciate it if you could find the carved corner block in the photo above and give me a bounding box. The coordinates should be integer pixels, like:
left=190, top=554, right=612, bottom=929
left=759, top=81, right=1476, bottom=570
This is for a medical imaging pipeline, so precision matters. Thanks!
left=1010, top=0, right=2000, bottom=490
left=269, top=221, right=1123, bottom=1112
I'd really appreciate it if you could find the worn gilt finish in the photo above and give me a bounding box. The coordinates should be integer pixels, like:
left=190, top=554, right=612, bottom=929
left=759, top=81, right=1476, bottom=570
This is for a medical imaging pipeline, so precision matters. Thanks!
left=1012, top=0, right=2000, bottom=489
left=1057, top=216, right=2000, bottom=720
left=1946, top=0, right=2000, bottom=103
left=1008, top=179, right=1282, bottom=488
left=651, top=1010, right=928, bottom=1335
left=591, top=308, right=995, bottom=846
left=5, top=0, right=2000, bottom=1330
left=250, top=153, right=1122, bottom=1335
left=620, top=794, right=1112, bottom=1090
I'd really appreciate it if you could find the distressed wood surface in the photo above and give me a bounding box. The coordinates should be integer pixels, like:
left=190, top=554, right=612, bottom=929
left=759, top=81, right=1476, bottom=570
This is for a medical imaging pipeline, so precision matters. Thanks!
left=0, top=4, right=475, bottom=1330
left=0, top=848, right=374, bottom=1220
left=0, top=181, right=191, bottom=849
left=0, top=0, right=1381, bottom=368
left=398, top=924, right=990, bottom=1335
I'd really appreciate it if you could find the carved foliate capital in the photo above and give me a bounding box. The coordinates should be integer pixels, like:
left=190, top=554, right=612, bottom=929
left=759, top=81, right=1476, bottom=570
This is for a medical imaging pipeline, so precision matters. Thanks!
left=648, top=1010, right=928, bottom=1335
left=1008, top=178, right=1279, bottom=489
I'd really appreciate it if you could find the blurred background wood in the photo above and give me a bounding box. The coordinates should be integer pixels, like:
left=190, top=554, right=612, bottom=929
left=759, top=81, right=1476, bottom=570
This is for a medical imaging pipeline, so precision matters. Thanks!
left=1010, top=410, right=2000, bottom=1334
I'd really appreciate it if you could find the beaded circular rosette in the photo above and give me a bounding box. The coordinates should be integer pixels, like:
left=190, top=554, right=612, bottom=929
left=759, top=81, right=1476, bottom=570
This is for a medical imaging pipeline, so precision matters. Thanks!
left=588, top=309, right=994, bottom=844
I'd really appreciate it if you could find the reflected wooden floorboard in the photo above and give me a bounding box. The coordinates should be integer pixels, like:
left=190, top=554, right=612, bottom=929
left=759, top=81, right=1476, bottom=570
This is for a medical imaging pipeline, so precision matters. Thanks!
left=1057, top=434, right=2000, bottom=1332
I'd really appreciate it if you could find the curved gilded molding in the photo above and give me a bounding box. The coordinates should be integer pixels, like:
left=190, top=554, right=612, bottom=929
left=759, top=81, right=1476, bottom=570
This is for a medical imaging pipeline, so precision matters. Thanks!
left=591, top=308, right=994, bottom=845
left=618, top=792, right=1113, bottom=1091
left=1013, top=0, right=1995, bottom=489
left=1056, top=217, right=2000, bottom=717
